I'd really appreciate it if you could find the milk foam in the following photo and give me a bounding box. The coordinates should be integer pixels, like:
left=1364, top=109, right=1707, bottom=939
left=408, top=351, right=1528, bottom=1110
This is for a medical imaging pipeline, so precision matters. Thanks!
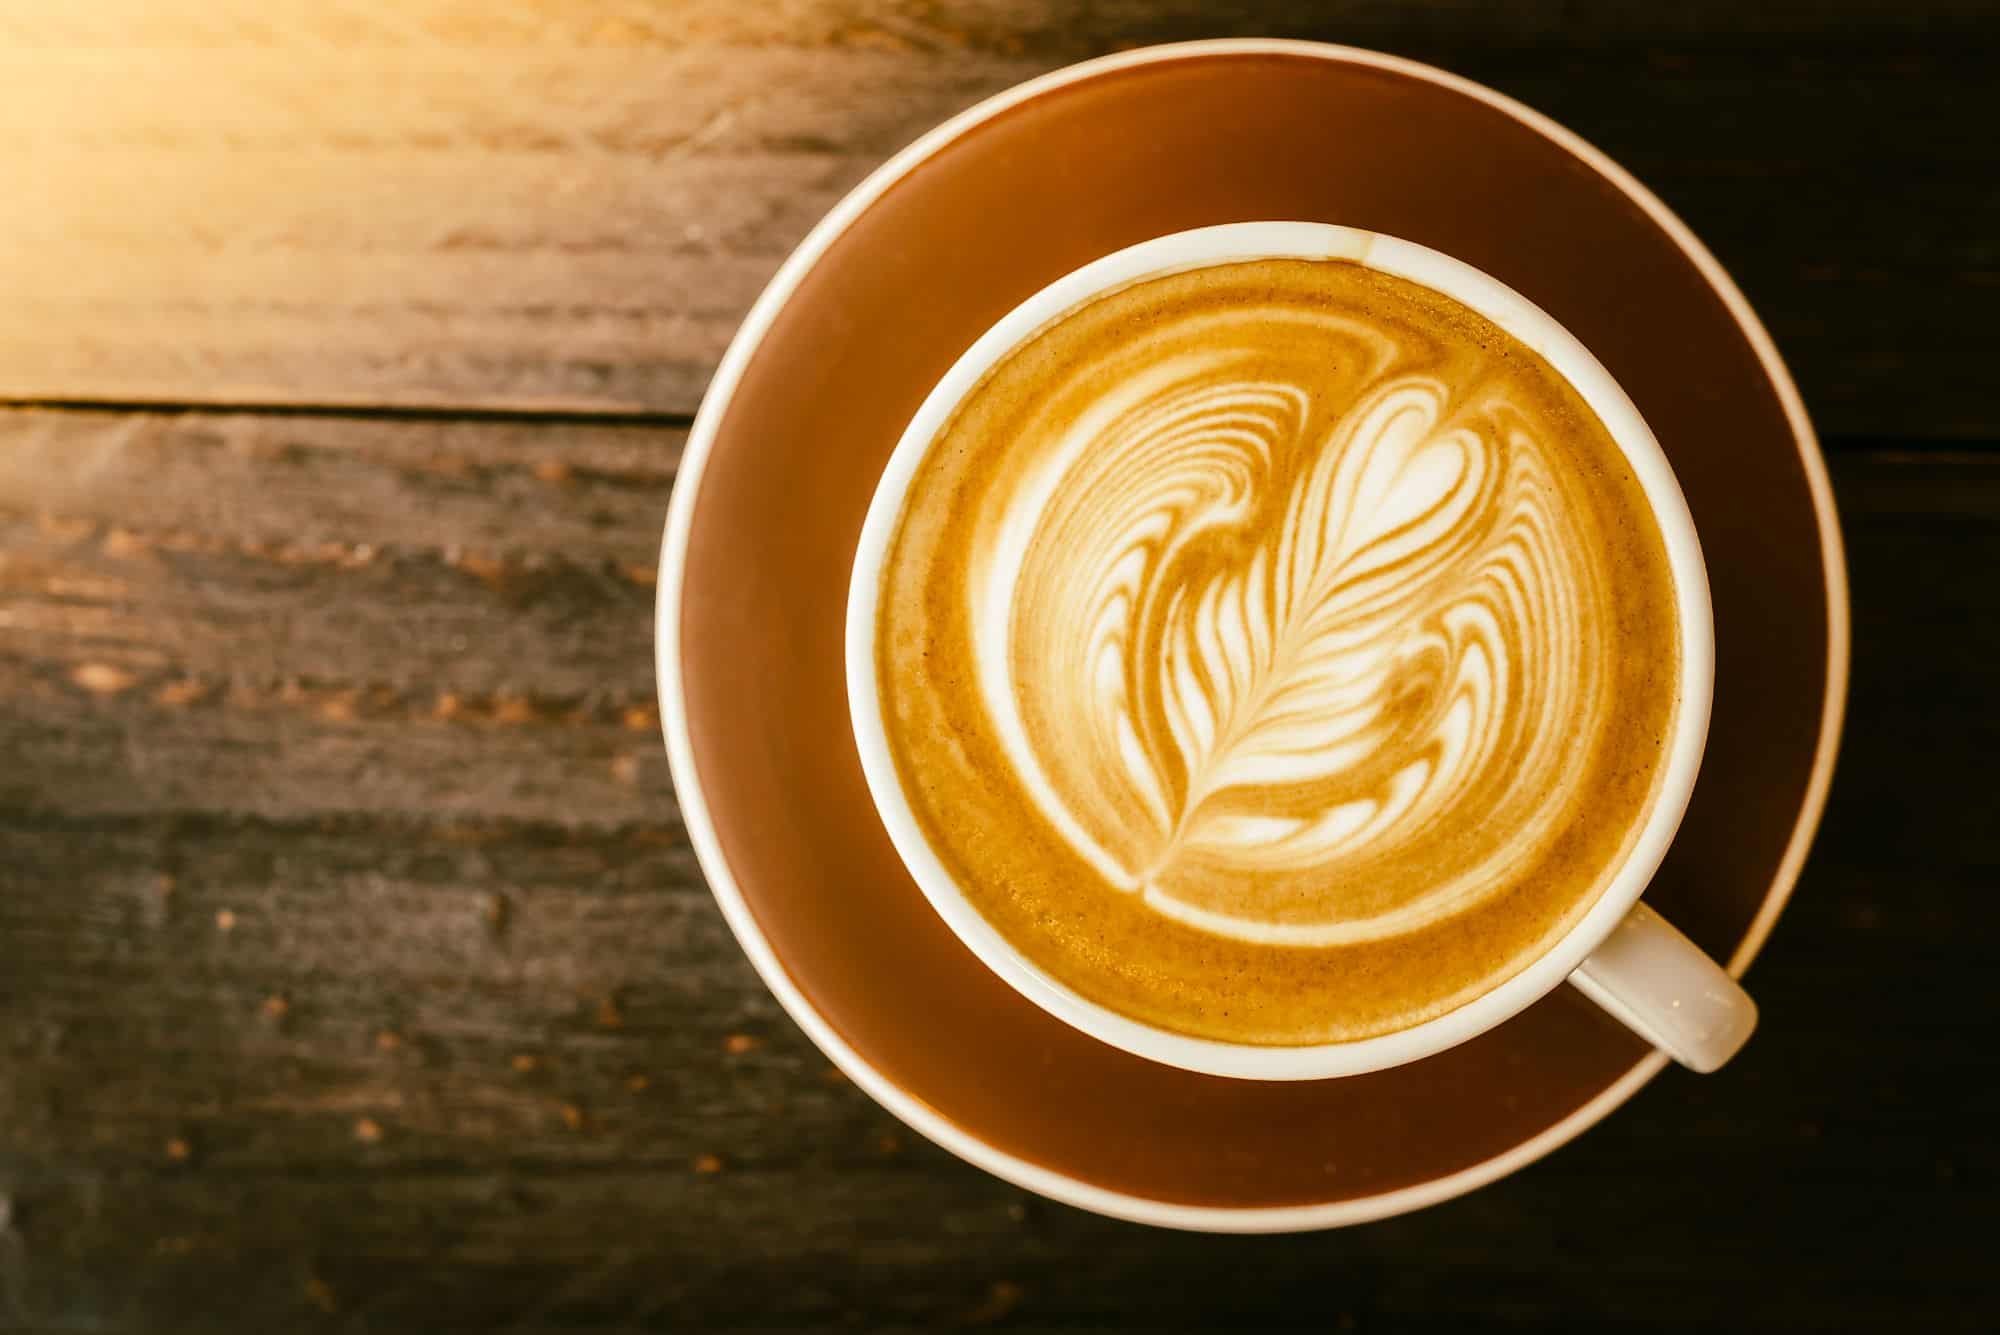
left=967, top=307, right=1605, bottom=944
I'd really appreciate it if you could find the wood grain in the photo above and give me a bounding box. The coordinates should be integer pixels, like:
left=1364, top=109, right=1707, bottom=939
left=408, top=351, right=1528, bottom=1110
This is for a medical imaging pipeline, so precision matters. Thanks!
left=2, top=1, right=1996, bottom=434
left=0, top=409, right=676, bottom=827
left=1, top=5, right=1995, bottom=1329
left=0, top=400, right=1994, bottom=1327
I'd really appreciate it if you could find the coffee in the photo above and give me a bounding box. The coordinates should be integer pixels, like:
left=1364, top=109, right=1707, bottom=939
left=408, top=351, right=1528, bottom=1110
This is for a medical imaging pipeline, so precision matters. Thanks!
left=868, top=258, right=1682, bottom=1046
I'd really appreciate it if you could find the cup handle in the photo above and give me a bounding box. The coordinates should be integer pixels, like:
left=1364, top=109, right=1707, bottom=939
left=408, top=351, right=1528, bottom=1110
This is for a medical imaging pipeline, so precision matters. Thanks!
left=1568, top=902, right=1758, bottom=1073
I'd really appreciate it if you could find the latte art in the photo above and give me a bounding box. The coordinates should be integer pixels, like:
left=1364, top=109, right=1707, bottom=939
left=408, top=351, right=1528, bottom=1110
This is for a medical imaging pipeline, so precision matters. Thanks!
left=984, top=339, right=1598, bottom=946
left=875, top=260, right=1681, bottom=1044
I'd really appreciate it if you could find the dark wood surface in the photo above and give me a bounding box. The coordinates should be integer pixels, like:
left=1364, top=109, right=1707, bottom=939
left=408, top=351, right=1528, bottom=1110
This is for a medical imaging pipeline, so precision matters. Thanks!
left=0, top=3, right=1993, bottom=1331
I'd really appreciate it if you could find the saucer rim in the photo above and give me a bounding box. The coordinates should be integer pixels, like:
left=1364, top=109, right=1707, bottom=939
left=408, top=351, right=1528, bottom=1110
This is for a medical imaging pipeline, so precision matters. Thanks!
left=654, top=38, right=1850, bottom=1233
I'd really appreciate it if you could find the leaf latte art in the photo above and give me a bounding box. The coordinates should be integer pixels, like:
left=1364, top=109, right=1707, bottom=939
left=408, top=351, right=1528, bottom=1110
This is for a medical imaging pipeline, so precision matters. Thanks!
left=984, top=351, right=1591, bottom=946
left=875, top=260, right=1682, bottom=1044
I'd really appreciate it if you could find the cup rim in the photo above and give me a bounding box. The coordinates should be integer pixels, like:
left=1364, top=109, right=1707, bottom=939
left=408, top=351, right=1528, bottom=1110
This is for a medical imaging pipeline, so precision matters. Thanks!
left=844, top=220, right=1717, bottom=1081
left=657, top=38, right=1849, bottom=1230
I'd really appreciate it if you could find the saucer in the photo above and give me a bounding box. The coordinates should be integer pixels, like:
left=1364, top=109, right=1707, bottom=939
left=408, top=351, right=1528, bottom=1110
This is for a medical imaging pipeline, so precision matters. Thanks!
left=656, top=41, right=1848, bottom=1231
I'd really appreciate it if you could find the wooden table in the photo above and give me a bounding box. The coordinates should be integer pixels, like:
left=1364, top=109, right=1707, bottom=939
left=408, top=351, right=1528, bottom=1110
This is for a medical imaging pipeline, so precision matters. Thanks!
left=1, top=3, right=1992, bottom=1329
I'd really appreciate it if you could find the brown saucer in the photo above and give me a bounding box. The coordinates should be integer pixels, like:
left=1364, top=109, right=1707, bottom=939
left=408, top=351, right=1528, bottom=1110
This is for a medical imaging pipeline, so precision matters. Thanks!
left=656, top=41, right=1847, bottom=1230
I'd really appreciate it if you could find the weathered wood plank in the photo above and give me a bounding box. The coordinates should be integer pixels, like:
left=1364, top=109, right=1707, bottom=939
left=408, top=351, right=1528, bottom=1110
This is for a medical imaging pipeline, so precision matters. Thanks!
left=0, top=2, right=1995, bottom=433
left=0, top=40, right=1017, bottom=413
left=0, top=816, right=1991, bottom=1331
left=0, top=408, right=675, bottom=825
left=0, top=812, right=811, bottom=1171
left=0, top=684, right=670, bottom=826
left=0, top=411, right=678, bottom=579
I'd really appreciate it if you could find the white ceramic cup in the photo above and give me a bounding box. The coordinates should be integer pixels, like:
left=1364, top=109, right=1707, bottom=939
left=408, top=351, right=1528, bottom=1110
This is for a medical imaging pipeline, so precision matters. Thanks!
left=846, top=221, right=1756, bottom=1081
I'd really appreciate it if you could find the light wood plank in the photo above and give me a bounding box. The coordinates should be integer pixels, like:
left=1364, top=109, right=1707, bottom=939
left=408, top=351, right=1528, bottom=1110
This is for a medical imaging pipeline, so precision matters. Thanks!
left=0, top=2, right=1994, bottom=431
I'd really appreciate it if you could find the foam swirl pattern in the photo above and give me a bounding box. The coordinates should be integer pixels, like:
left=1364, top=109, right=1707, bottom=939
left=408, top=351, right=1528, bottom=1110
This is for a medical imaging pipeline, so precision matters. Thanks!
left=874, top=260, right=1681, bottom=1043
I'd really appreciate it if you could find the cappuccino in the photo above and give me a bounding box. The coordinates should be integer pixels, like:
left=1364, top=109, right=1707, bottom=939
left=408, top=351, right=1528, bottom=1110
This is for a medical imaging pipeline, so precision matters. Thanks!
left=869, top=258, right=1681, bottom=1045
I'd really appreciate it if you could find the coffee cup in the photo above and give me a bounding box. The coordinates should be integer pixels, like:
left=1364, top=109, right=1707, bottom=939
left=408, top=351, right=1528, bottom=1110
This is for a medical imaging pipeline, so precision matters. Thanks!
left=847, top=221, right=1755, bottom=1080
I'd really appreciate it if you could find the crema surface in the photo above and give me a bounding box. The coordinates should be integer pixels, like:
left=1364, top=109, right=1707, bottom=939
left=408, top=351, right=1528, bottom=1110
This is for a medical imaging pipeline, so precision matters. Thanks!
left=873, top=259, right=1681, bottom=1044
